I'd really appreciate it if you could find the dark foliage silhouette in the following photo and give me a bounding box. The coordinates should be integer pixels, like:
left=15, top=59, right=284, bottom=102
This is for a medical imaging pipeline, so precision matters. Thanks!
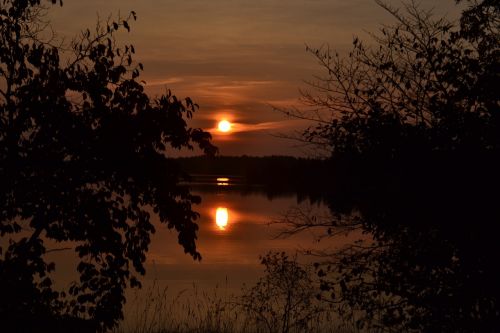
left=285, top=0, right=498, bottom=157
left=0, top=0, right=216, bottom=331
left=278, top=0, right=500, bottom=332
left=240, top=252, right=324, bottom=333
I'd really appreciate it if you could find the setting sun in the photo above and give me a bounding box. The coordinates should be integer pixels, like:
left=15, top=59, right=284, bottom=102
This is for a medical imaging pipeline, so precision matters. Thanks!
left=215, top=207, right=229, bottom=230
left=217, top=120, right=231, bottom=133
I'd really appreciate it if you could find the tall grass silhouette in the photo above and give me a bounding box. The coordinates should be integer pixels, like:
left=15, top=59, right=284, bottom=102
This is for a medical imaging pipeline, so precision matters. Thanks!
left=114, top=253, right=358, bottom=333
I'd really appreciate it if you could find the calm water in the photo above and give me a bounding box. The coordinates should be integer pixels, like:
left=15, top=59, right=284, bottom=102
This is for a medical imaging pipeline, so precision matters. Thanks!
left=142, top=175, right=332, bottom=294
left=39, top=175, right=347, bottom=327
left=116, top=175, right=346, bottom=329
left=44, top=175, right=331, bottom=293
left=39, top=175, right=354, bottom=329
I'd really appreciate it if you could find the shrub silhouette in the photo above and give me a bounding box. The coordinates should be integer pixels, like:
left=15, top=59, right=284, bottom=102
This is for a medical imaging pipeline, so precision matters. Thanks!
left=240, top=252, right=324, bottom=333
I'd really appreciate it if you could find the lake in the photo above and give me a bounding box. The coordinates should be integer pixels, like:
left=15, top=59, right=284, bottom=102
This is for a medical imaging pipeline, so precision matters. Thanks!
left=37, top=174, right=354, bottom=330
left=118, top=175, right=353, bottom=330
left=141, top=175, right=333, bottom=293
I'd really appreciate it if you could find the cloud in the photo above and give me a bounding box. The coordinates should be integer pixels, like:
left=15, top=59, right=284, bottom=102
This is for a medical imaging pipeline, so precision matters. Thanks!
left=145, top=77, right=185, bottom=86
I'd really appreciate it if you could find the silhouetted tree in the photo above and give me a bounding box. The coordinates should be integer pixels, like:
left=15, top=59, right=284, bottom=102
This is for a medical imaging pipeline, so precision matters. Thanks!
left=285, top=0, right=498, bottom=158
left=0, top=0, right=216, bottom=331
left=278, top=1, right=500, bottom=332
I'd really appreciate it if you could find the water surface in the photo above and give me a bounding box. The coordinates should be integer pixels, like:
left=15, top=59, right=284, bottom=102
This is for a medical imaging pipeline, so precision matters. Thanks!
left=143, top=175, right=331, bottom=294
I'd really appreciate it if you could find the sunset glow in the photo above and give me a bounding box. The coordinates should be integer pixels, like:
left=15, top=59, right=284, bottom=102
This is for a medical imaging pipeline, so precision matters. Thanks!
left=217, top=120, right=231, bottom=133
left=215, top=207, right=229, bottom=230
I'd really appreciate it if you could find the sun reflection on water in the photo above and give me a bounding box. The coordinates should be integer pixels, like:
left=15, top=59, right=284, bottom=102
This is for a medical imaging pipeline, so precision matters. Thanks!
left=215, top=207, right=229, bottom=230
left=216, top=177, right=229, bottom=186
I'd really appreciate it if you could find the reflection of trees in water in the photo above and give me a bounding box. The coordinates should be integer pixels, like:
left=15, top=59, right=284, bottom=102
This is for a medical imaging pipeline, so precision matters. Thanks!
left=191, top=183, right=328, bottom=205
left=277, top=155, right=500, bottom=332
left=178, top=156, right=332, bottom=203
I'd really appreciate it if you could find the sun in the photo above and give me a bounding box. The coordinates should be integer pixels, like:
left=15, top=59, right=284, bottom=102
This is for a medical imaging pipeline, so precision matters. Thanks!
left=215, top=207, right=229, bottom=230
left=217, top=120, right=231, bottom=133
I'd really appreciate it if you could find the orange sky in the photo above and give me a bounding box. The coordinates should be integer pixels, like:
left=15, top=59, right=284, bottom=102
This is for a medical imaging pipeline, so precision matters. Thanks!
left=48, top=0, right=460, bottom=156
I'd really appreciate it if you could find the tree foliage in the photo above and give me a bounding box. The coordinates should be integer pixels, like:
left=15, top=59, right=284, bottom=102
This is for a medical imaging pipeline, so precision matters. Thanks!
left=292, top=0, right=498, bottom=157
left=279, top=1, right=500, bottom=332
left=0, top=0, right=216, bottom=331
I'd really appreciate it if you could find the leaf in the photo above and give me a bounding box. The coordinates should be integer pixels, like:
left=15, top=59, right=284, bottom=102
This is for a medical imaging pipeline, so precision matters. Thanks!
left=123, top=20, right=130, bottom=32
